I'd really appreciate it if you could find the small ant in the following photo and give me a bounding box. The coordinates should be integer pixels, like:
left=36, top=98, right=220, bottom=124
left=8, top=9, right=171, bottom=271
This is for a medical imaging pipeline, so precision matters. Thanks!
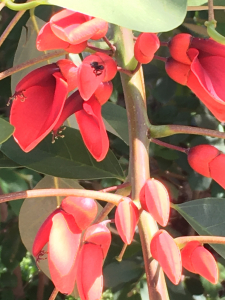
left=90, top=61, right=104, bottom=76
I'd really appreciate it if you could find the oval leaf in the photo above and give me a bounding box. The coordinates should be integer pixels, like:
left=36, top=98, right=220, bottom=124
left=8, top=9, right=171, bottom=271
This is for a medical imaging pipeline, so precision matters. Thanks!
left=0, top=118, right=14, bottom=144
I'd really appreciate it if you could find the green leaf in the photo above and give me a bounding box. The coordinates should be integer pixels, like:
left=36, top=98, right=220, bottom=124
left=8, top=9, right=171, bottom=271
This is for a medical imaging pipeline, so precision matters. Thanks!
left=0, top=118, right=14, bottom=144
left=102, top=102, right=129, bottom=145
left=0, top=152, right=19, bottom=168
left=174, top=198, right=225, bottom=258
left=46, top=0, right=187, bottom=32
left=1, top=127, right=124, bottom=180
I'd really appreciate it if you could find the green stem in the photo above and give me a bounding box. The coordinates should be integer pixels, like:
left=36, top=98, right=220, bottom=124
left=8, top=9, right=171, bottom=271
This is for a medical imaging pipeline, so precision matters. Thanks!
left=0, top=189, right=126, bottom=205
left=113, top=26, right=169, bottom=300
left=205, top=20, right=225, bottom=44
left=149, top=124, right=225, bottom=139
left=2, top=0, right=46, bottom=11
left=151, top=138, right=188, bottom=154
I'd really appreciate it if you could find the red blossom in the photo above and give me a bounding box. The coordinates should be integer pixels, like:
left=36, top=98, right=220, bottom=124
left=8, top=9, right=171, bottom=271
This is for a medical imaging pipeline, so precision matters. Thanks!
left=188, top=144, right=225, bottom=189
left=166, top=33, right=225, bottom=122
left=115, top=198, right=139, bottom=244
left=37, top=9, right=108, bottom=53
left=10, top=61, right=76, bottom=152
left=134, top=33, right=160, bottom=64
left=139, top=179, right=170, bottom=227
left=181, top=241, right=218, bottom=284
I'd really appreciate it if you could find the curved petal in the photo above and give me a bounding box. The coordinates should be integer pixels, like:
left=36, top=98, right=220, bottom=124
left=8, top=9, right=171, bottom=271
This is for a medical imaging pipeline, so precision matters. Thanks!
left=209, top=154, right=225, bottom=189
left=75, top=96, right=109, bottom=161
left=91, top=18, right=108, bottom=40
left=10, top=71, right=68, bottom=152
left=191, top=37, right=225, bottom=58
left=94, top=81, right=113, bottom=105
left=48, top=211, right=82, bottom=294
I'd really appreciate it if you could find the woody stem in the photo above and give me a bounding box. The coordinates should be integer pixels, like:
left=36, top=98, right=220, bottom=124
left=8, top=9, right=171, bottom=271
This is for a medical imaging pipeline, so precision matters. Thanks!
left=48, top=288, right=58, bottom=300
left=208, top=0, right=215, bottom=21
left=175, top=236, right=225, bottom=249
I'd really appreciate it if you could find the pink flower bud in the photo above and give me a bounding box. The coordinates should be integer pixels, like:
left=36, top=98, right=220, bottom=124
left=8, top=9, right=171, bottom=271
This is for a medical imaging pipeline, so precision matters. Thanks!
left=115, top=198, right=139, bottom=244
left=61, top=196, right=98, bottom=230
left=181, top=241, right=218, bottom=284
left=134, top=33, right=160, bottom=64
left=150, top=230, right=182, bottom=285
left=139, top=179, right=170, bottom=227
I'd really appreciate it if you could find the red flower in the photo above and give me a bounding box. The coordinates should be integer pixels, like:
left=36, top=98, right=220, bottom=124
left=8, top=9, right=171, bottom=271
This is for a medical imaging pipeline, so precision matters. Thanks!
left=115, top=198, right=139, bottom=244
left=139, top=179, right=170, bottom=227
left=165, top=33, right=225, bottom=122
left=134, top=33, right=160, bottom=64
left=37, top=9, right=108, bottom=53
left=32, top=209, right=82, bottom=294
left=10, top=60, right=77, bottom=152
left=187, top=144, right=225, bottom=189
left=150, top=230, right=182, bottom=285
left=181, top=241, right=218, bottom=284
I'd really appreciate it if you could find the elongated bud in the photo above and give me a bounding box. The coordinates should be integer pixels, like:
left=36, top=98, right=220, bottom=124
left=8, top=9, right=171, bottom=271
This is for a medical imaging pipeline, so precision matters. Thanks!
left=48, top=211, right=82, bottom=294
left=150, top=230, right=182, bottom=285
left=61, top=196, right=98, bottom=230
left=115, top=198, right=139, bottom=244
left=83, top=221, right=111, bottom=258
left=181, top=241, right=218, bottom=284
left=139, top=178, right=170, bottom=227
left=76, top=243, right=103, bottom=300
left=32, top=208, right=60, bottom=258
left=134, top=33, right=160, bottom=64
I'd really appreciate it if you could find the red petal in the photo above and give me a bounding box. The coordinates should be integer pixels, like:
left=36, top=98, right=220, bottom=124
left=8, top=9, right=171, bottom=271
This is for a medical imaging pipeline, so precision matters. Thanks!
left=150, top=230, right=182, bottom=285
left=140, top=179, right=170, bottom=227
left=90, top=18, right=108, bottom=40
left=48, top=211, right=82, bottom=294
left=32, top=208, right=60, bottom=257
left=181, top=241, right=201, bottom=273
left=75, top=95, right=109, bottom=161
left=209, top=153, right=225, bottom=189
left=134, top=33, right=160, bottom=64
left=168, top=33, right=192, bottom=64
left=83, top=221, right=111, bottom=258
left=95, top=52, right=117, bottom=82
left=10, top=71, right=68, bottom=152
left=78, top=54, right=105, bottom=100
left=191, top=37, right=225, bottom=58
left=65, top=41, right=87, bottom=53
left=77, top=243, right=103, bottom=300
left=115, top=198, right=139, bottom=244
left=61, top=196, right=98, bottom=230
left=165, top=57, right=190, bottom=85
left=188, top=145, right=220, bottom=177
left=94, top=81, right=113, bottom=105
left=57, top=59, right=78, bottom=91
left=36, top=22, right=70, bottom=51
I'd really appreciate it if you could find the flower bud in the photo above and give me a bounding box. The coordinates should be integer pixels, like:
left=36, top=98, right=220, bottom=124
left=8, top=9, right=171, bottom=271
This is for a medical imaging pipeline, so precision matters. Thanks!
left=181, top=241, right=218, bottom=284
left=139, top=179, right=170, bottom=227
left=150, top=230, right=182, bottom=285
left=61, top=196, right=98, bottom=230
left=168, top=33, right=192, bottom=64
left=134, top=33, right=160, bottom=64
left=115, top=198, right=139, bottom=244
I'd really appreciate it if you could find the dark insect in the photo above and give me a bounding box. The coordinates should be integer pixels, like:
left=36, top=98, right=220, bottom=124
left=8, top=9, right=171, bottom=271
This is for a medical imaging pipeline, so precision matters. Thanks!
left=90, top=61, right=104, bottom=76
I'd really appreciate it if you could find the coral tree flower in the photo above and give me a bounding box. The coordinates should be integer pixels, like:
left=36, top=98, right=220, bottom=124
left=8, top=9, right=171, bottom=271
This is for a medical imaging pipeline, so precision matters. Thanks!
left=76, top=222, right=111, bottom=300
left=134, top=33, right=160, bottom=64
left=37, top=9, right=108, bottom=53
left=139, top=178, right=170, bottom=227
left=187, top=144, right=225, bottom=189
left=181, top=241, right=218, bottom=284
left=10, top=61, right=77, bottom=152
left=165, top=33, right=225, bottom=122
left=150, top=230, right=182, bottom=285
left=115, top=198, right=139, bottom=244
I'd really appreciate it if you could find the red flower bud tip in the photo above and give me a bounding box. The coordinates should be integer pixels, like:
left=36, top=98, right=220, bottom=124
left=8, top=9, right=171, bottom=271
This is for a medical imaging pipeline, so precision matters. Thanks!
left=48, top=211, right=82, bottom=294
left=61, top=196, right=98, bottom=230
left=188, top=145, right=220, bottom=177
left=181, top=241, right=218, bottom=284
left=166, top=33, right=225, bottom=122
left=56, top=59, right=78, bottom=91
left=150, top=230, right=182, bottom=285
left=115, top=198, right=139, bottom=244
left=78, top=53, right=117, bottom=100
left=168, top=33, right=192, bottom=65
left=32, top=208, right=60, bottom=258
left=134, top=33, right=160, bottom=64
left=139, top=178, right=170, bottom=227
left=37, top=9, right=108, bottom=53
left=94, top=81, right=113, bottom=105
left=76, top=243, right=103, bottom=300
left=74, top=93, right=109, bottom=161
left=10, top=64, right=70, bottom=152
left=209, top=152, right=225, bottom=189
left=83, top=221, right=111, bottom=258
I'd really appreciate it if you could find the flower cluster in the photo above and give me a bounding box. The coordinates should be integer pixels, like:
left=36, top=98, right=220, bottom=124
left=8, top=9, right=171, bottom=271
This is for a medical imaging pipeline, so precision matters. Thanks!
left=32, top=196, right=111, bottom=296
left=9, top=9, right=118, bottom=161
